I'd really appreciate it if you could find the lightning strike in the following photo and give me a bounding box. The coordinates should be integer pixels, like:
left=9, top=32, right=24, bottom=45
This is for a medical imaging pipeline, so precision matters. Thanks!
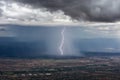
left=59, top=27, right=65, bottom=55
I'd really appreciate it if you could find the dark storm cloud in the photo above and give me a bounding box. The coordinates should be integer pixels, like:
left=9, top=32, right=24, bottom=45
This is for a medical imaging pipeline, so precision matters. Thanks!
left=15, top=0, right=120, bottom=22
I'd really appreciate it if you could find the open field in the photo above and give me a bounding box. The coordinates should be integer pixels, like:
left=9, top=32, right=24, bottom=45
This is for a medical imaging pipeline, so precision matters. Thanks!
left=0, top=57, right=120, bottom=80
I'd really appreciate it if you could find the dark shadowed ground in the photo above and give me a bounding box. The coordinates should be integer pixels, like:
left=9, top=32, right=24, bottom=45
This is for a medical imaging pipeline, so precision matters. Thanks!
left=0, top=57, right=120, bottom=80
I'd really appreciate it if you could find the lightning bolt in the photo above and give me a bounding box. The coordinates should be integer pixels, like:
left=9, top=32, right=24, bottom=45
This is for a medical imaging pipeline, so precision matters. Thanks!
left=59, top=27, right=65, bottom=55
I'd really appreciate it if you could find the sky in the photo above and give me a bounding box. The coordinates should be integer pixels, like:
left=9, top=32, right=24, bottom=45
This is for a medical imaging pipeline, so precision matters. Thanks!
left=0, top=0, right=120, bottom=33
left=0, top=0, right=120, bottom=38
left=1, top=0, right=120, bottom=57
left=1, top=0, right=120, bottom=24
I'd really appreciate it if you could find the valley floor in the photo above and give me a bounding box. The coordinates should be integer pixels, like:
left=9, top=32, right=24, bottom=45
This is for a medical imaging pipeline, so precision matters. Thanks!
left=0, top=57, right=120, bottom=80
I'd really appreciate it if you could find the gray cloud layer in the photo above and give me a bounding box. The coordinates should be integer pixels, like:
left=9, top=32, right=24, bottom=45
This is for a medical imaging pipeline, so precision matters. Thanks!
left=0, top=9, right=2, bottom=16
left=16, top=0, right=120, bottom=22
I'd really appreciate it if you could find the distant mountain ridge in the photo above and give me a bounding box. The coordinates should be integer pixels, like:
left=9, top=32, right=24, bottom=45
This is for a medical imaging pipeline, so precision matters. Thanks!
left=82, top=51, right=120, bottom=57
